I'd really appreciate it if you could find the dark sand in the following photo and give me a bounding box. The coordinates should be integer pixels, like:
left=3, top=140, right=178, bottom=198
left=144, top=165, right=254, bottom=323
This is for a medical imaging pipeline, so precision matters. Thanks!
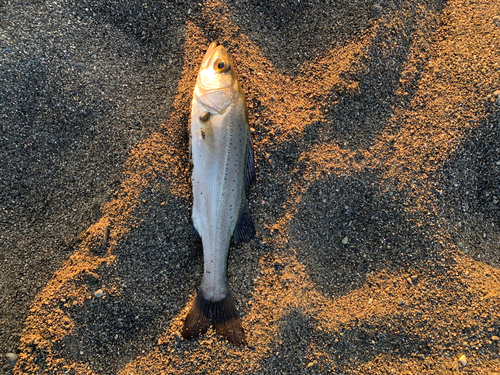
left=1, top=0, right=500, bottom=373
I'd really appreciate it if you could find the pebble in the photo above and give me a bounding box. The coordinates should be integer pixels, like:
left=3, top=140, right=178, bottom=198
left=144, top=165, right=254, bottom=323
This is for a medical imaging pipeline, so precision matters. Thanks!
left=6, top=353, right=18, bottom=366
left=492, top=335, right=499, bottom=341
left=406, top=275, right=418, bottom=285
left=494, top=90, right=500, bottom=97
left=73, top=62, right=86, bottom=69
left=174, top=332, right=182, bottom=347
left=458, top=354, right=467, bottom=366
left=494, top=16, right=500, bottom=26
left=95, top=289, right=104, bottom=298
left=341, top=236, right=348, bottom=245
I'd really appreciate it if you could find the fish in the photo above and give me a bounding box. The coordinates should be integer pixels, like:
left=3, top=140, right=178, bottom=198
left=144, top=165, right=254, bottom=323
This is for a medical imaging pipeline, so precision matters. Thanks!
left=182, top=41, right=256, bottom=345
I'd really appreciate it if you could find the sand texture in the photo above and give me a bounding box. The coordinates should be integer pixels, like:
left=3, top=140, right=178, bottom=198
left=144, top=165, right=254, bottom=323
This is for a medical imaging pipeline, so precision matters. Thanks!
left=1, top=0, right=500, bottom=374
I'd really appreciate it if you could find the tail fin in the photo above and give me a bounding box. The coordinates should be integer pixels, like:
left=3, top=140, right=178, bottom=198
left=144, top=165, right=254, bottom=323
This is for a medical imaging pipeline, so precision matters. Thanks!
left=181, top=289, right=246, bottom=345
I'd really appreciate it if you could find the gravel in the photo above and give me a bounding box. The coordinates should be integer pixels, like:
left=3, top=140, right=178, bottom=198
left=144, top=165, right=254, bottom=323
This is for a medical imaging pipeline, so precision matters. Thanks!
left=2, top=0, right=500, bottom=374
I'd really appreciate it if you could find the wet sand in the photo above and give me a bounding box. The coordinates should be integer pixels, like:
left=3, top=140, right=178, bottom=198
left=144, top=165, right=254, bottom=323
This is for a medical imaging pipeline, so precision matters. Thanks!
left=1, top=0, right=500, bottom=373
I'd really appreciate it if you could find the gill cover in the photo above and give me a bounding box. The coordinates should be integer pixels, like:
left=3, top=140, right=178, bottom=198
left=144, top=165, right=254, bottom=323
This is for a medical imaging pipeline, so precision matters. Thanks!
left=194, top=42, right=238, bottom=114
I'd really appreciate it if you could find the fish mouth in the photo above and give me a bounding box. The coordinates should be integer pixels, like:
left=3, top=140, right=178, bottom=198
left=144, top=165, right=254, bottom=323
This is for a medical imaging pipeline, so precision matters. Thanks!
left=195, top=41, right=236, bottom=113
left=201, top=41, right=231, bottom=70
left=201, top=41, right=219, bottom=69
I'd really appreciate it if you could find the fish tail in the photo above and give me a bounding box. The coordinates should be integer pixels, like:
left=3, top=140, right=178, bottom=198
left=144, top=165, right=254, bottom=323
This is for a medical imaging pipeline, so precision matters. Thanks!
left=181, top=290, right=210, bottom=340
left=212, top=290, right=246, bottom=345
left=181, top=288, right=246, bottom=345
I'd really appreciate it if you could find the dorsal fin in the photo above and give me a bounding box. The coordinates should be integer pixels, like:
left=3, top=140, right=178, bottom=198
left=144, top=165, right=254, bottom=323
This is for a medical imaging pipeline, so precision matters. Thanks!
left=245, top=133, right=256, bottom=188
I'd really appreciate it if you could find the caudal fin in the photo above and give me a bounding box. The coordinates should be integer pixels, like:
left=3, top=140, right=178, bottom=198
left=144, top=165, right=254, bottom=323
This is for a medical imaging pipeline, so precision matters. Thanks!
left=181, top=289, right=246, bottom=345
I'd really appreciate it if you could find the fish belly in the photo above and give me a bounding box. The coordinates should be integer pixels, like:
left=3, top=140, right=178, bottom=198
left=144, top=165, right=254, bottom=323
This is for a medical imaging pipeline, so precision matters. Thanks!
left=190, top=97, right=248, bottom=301
left=182, top=96, right=249, bottom=345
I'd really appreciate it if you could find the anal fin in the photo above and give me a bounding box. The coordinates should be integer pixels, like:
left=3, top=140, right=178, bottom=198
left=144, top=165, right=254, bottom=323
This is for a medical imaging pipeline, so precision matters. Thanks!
left=233, top=195, right=255, bottom=245
left=191, top=221, right=201, bottom=242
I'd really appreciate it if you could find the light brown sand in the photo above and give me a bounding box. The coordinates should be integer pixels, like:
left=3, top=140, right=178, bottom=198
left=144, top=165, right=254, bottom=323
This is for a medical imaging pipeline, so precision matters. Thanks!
left=3, top=0, right=500, bottom=373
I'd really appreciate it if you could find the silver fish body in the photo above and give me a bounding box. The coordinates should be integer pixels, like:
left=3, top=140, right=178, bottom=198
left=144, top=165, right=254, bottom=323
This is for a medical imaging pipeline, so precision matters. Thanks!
left=182, top=42, right=255, bottom=345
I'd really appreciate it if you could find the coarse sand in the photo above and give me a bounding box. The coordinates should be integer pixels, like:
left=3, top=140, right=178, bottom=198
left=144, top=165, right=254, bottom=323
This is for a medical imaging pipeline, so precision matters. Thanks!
left=1, top=0, right=500, bottom=374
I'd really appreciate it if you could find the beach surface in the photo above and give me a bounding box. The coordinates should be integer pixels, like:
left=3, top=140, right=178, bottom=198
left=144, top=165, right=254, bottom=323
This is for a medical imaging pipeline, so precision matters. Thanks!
left=1, top=0, right=500, bottom=373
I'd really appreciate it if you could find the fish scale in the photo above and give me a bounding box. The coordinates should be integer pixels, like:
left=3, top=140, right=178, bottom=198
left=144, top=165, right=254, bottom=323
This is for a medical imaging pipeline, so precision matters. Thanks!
left=194, top=105, right=245, bottom=299
left=182, top=42, right=255, bottom=345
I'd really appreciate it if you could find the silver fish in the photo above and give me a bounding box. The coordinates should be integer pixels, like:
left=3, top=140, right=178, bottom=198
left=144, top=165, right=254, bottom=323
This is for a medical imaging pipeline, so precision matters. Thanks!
left=182, top=42, right=256, bottom=345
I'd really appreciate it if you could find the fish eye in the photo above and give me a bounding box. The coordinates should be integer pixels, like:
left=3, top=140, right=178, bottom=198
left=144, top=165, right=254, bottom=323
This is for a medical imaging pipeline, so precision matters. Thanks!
left=214, top=58, right=230, bottom=73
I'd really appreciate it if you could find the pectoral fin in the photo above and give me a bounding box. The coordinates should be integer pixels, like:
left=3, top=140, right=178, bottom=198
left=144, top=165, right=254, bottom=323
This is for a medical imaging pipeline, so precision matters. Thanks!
left=200, top=112, right=216, bottom=154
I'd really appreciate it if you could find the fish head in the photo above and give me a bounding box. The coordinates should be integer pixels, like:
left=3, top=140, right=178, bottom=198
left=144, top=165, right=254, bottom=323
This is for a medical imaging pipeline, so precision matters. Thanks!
left=194, top=42, right=240, bottom=114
